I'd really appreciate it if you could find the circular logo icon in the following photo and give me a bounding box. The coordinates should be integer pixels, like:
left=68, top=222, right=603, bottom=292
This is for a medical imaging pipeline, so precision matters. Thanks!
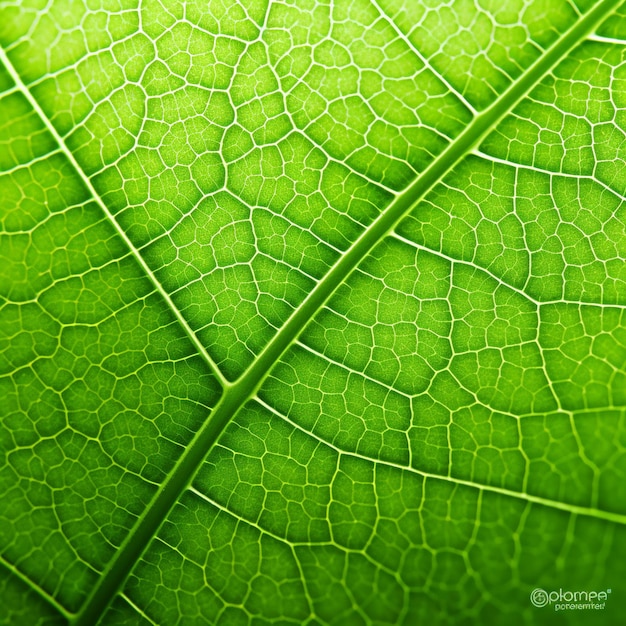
left=530, top=588, right=549, bottom=608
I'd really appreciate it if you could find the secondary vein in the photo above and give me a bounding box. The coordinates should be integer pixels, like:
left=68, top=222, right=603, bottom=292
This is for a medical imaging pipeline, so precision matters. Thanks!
left=0, top=46, right=229, bottom=389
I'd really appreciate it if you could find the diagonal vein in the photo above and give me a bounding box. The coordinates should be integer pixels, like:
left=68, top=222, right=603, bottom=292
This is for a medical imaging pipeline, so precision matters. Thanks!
left=1, top=0, right=621, bottom=623
left=0, top=46, right=228, bottom=389
left=256, top=397, right=626, bottom=527
left=0, top=555, right=73, bottom=620
left=367, top=0, right=479, bottom=115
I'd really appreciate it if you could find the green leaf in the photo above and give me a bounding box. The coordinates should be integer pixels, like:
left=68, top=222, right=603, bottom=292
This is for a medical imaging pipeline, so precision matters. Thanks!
left=2, top=1, right=626, bottom=625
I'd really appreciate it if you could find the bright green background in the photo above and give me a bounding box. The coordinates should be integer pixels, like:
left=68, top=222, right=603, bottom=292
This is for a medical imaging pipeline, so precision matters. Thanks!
left=1, top=0, right=626, bottom=624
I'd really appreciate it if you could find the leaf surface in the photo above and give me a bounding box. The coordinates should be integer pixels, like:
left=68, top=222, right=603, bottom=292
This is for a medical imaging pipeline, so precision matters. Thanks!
left=1, top=1, right=626, bottom=624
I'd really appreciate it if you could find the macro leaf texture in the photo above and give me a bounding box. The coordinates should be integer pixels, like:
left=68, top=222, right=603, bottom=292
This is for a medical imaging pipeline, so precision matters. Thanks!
left=1, top=0, right=626, bottom=624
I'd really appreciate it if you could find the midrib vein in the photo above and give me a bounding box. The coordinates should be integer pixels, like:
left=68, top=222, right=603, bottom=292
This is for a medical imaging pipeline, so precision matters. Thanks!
left=1, top=0, right=620, bottom=623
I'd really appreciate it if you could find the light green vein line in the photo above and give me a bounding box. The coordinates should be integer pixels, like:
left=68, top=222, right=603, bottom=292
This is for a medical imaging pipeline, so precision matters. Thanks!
left=0, top=46, right=228, bottom=389
left=119, top=594, right=159, bottom=626
left=185, top=486, right=406, bottom=584
left=368, top=0, right=478, bottom=115
left=186, top=486, right=318, bottom=616
left=389, top=232, right=542, bottom=305
left=7, top=0, right=616, bottom=623
left=0, top=555, right=73, bottom=620
left=255, top=396, right=626, bottom=527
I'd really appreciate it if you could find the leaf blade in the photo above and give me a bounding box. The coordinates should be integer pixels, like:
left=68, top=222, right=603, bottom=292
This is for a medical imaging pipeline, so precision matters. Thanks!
left=1, top=1, right=626, bottom=625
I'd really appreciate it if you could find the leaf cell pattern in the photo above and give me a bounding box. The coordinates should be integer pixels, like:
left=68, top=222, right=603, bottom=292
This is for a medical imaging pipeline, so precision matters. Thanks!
left=1, top=0, right=626, bottom=625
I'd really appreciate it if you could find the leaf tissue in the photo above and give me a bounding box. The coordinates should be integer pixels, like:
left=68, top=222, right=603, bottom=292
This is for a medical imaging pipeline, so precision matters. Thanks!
left=1, top=0, right=626, bottom=624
